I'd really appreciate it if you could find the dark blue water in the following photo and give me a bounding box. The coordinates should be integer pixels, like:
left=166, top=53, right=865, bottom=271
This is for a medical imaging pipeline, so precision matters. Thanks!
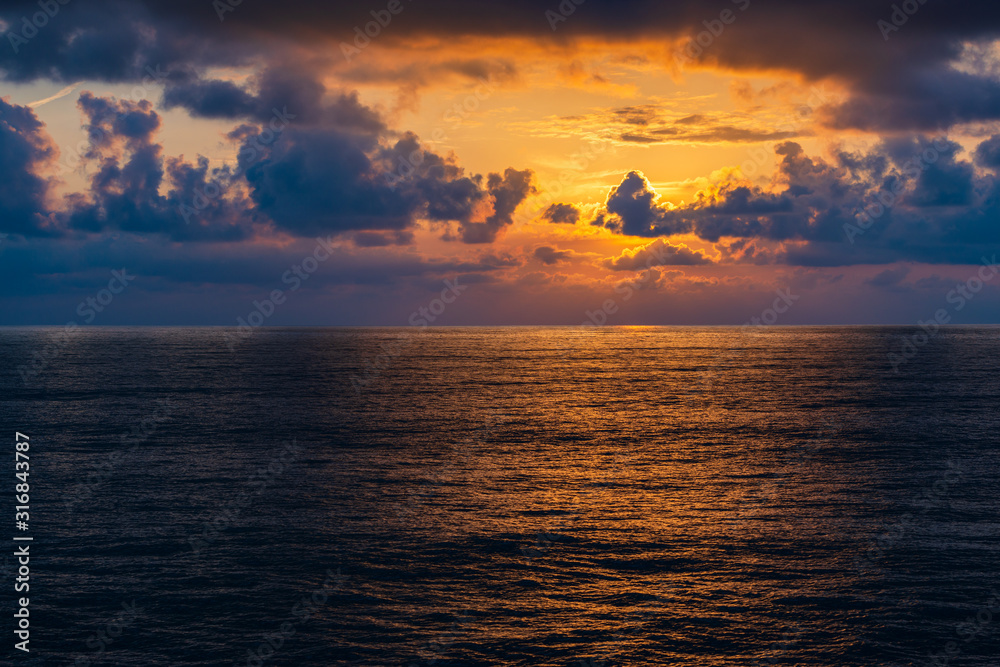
left=1, top=326, right=999, bottom=666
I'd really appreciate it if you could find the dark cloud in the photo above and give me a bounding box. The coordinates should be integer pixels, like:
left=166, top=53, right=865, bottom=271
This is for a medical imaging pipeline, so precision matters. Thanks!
left=351, top=230, right=415, bottom=247
left=0, top=233, right=526, bottom=324
left=153, top=64, right=536, bottom=242
left=675, top=114, right=705, bottom=125
left=337, top=58, right=519, bottom=92
left=161, top=77, right=258, bottom=119
left=822, top=70, right=1000, bottom=132
left=975, top=134, right=1000, bottom=169
left=586, top=139, right=1000, bottom=266
left=620, top=133, right=660, bottom=144
left=44, top=76, right=534, bottom=243
left=612, top=105, right=659, bottom=126
left=717, top=238, right=778, bottom=265
left=458, top=168, right=535, bottom=243
left=204, top=119, right=532, bottom=242
left=239, top=124, right=414, bottom=237
left=0, top=99, right=57, bottom=237
left=3, top=0, right=1000, bottom=134
left=533, top=246, right=572, bottom=265
left=541, top=203, right=580, bottom=224
left=77, top=92, right=161, bottom=155
left=61, top=94, right=257, bottom=241
left=594, top=171, right=693, bottom=237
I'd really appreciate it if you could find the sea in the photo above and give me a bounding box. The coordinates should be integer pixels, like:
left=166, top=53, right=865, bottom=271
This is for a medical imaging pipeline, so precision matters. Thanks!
left=1, top=326, right=999, bottom=666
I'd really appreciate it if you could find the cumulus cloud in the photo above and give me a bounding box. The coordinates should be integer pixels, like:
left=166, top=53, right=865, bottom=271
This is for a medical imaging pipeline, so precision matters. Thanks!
left=60, top=94, right=257, bottom=241
left=160, top=66, right=537, bottom=242
left=456, top=168, right=535, bottom=243
left=601, top=238, right=712, bottom=270
left=0, top=99, right=57, bottom=237
left=541, top=203, right=580, bottom=224
left=578, top=138, right=1000, bottom=265
left=9, top=62, right=536, bottom=244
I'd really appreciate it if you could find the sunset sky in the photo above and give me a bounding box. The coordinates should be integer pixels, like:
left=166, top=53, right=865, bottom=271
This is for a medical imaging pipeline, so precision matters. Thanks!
left=4, top=0, right=1000, bottom=324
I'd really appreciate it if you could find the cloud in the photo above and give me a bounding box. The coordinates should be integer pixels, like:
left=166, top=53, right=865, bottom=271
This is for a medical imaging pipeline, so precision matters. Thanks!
left=533, top=246, right=573, bottom=265
left=7, top=64, right=535, bottom=244
left=590, top=170, right=694, bottom=237
left=821, top=69, right=1000, bottom=132
left=351, top=230, right=415, bottom=247
left=4, top=1, right=1000, bottom=137
left=6, top=0, right=1000, bottom=322
left=457, top=168, right=535, bottom=243
left=601, top=238, right=712, bottom=270
left=975, top=134, right=1000, bottom=169
left=59, top=93, right=257, bottom=241
left=717, top=238, right=779, bottom=265
left=541, top=203, right=581, bottom=224
left=157, top=66, right=538, bottom=242
left=0, top=98, right=58, bottom=237
left=239, top=124, right=415, bottom=237
left=522, top=105, right=807, bottom=147
left=578, top=138, right=1000, bottom=266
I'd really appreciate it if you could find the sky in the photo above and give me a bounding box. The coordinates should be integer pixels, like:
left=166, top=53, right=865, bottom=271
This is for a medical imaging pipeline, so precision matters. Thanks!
left=3, top=0, right=1000, bottom=325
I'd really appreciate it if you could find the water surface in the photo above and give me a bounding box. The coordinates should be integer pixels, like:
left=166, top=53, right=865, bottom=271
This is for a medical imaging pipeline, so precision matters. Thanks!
left=1, top=326, right=998, bottom=665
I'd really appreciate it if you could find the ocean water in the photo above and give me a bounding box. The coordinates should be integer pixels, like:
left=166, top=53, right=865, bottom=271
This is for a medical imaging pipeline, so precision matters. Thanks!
left=1, top=326, right=999, bottom=666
